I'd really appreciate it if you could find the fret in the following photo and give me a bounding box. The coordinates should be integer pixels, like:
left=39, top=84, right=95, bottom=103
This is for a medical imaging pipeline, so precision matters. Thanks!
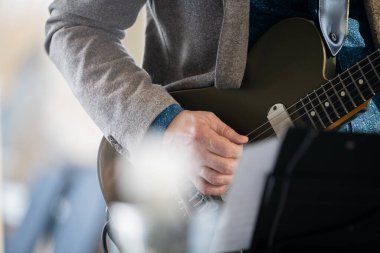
left=368, top=55, right=380, bottom=83
left=356, top=62, right=375, bottom=95
left=315, top=90, right=333, bottom=123
left=300, top=98, right=318, bottom=129
left=319, top=84, right=340, bottom=121
left=359, top=57, right=378, bottom=95
left=308, top=91, right=331, bottom=127
left=347, top=67, right=366, bottom=102
left=340, top=70, right=365, bottom=106
left=337, top=75, right=357, bottom=108
left=369, top=52, right=380, bottom=92
left=306, top=94, right=326, bottom=128
left=322, top=81, right=346, bottom=117
left=329, top=79, right=350, bottom=113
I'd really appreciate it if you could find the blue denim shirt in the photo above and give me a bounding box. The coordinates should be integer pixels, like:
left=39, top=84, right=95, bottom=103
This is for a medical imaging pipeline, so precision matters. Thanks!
left=150, top=0, right=380, bottom=135
left=249, top=0, right=380, bottom=134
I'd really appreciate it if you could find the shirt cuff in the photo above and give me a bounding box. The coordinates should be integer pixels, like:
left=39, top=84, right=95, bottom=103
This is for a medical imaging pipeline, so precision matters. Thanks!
left=148, top=104, right=183, bottom=135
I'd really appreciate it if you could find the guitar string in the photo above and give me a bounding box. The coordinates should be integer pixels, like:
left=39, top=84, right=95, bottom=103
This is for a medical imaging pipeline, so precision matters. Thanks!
left=246, top=61, right=380, bottom=141
left=245, top=51, right=380, bottom=138
left=248, top=74, right=379, bottom=142
left=244, top=52, right=380, bottom=139
left=270, top=69, right=379, bottom=136
left=249, top=69, right=380, bottom=142
left=244, top=51, right=380, bottom=138
left=248, top=76, right=378, bottom=143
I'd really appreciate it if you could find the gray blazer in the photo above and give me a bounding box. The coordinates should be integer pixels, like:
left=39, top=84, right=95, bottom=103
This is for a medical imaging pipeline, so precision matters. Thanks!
left=45, top=0, right=380, bottom=155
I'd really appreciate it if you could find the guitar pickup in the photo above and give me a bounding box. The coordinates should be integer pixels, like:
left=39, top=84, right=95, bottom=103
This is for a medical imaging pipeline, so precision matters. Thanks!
left=267, top=103, right=294, bottom=137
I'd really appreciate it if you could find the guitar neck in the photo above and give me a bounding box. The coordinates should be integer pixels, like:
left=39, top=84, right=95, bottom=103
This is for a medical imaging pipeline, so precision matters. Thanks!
left=290, top=49, right=380, bottom=130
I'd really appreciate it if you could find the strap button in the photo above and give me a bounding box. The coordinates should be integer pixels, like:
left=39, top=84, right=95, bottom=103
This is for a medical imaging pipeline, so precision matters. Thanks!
left=107, top=135, right=123, bottom=152
left=330, top=32, right=338, bottom=42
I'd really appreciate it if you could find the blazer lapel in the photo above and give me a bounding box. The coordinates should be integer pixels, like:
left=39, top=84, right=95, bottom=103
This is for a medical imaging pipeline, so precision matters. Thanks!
left=215, top=0, right=250, bottom=89
left=365, top=0, right=380, bottom=49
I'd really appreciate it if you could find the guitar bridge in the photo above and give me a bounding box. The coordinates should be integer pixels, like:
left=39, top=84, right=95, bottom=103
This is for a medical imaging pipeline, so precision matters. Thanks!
left=267, top=103, right=294, bottom=137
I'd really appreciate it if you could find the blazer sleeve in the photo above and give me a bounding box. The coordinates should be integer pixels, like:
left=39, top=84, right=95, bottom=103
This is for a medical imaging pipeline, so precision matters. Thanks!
left=45, top=0, right=179, bottom=155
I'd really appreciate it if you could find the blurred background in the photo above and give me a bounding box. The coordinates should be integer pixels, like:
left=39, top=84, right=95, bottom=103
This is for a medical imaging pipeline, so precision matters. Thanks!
left=0, top=0, right=146, bottom=252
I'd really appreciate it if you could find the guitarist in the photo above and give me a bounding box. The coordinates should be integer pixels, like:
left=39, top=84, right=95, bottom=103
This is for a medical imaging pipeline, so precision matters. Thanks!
left=45, top=0, right=380, bottom=209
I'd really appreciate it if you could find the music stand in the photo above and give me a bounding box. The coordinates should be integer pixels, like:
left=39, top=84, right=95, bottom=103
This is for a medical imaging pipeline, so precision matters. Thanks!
left=250, top=128, right=380, bottom=252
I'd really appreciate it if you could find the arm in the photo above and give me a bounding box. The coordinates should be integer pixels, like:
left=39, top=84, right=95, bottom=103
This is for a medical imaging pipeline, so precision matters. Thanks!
left=45, top=0, right=178, bottom=155
left=45, top=0, right=248, bottom=195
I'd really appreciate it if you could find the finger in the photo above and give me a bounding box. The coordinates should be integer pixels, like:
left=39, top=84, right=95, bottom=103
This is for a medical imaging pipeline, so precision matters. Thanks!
left=217, top=123, right=249, bottom=144
left=207, top=113, right=249, bottom=144
left=193, top=177, right=229, bottom=196
left=198, top=166, right=233, bottom=186
left=199, top=152, right=238, bottom=175
left=203, top=129, right=243, bottom=158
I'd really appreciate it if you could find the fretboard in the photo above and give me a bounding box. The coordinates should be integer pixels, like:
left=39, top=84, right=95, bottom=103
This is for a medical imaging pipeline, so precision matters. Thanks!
left=293, top=49, right=380, bottom=130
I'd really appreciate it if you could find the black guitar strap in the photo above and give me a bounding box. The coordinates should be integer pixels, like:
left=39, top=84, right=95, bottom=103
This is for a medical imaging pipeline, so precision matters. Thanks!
left=319, top=0, right=349, bottom=56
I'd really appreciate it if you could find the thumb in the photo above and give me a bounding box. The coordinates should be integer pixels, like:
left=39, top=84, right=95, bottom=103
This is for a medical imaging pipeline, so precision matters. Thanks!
left=211, top=114, right=249, bottom=144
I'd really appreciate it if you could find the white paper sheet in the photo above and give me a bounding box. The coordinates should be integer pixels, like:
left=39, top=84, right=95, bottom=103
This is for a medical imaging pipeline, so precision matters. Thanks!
left=210, top=138, right=281, bottom=252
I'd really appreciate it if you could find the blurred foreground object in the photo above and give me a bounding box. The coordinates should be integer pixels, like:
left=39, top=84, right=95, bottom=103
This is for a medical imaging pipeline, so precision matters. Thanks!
left=5, top=167, right=106, bottom=253
left=106, top=137, right=221, bottom=253
left=212, top=129, right=380, bottom=252
left=110, top=137, right=191, bottom=253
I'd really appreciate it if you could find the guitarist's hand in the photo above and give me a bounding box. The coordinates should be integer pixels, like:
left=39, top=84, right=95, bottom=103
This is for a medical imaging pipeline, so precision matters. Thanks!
left=163, top=110, right=248, bottom=196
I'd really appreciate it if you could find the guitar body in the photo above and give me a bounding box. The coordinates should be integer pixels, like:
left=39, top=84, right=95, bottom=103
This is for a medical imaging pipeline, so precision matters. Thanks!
left=171, top=18, right=329, bottom=137
left=98, top=18, right=378, bottom=207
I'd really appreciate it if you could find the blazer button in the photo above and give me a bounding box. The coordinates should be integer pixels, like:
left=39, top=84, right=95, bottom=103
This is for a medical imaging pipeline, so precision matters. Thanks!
left=107, top=135, right=116, bottom=144
left=107, top=135, right=123, bottom=152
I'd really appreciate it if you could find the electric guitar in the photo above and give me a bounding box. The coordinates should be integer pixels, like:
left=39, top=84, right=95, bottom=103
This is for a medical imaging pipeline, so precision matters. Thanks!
left=97, top=18, right=380, bottom=216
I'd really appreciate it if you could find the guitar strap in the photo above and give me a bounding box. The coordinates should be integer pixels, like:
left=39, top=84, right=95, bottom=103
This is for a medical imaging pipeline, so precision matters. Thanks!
left=318, top=0, right=349, bottom=56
